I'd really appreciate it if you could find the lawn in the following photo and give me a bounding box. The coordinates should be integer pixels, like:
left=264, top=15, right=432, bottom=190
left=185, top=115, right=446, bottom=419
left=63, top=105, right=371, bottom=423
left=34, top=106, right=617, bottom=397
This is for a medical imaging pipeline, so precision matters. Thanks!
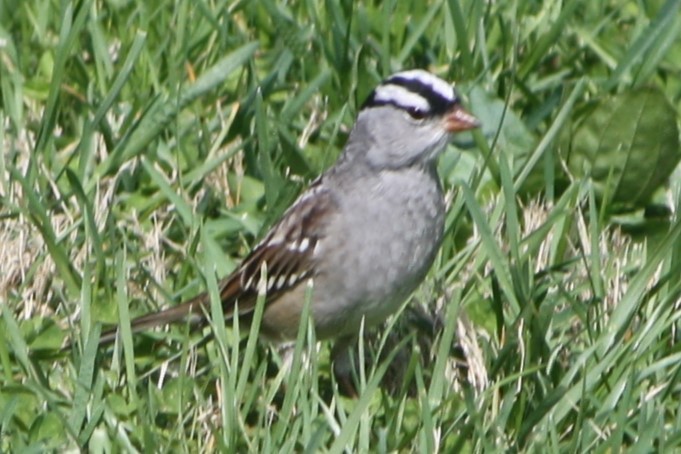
left=2, top=0, right=681, bottom=451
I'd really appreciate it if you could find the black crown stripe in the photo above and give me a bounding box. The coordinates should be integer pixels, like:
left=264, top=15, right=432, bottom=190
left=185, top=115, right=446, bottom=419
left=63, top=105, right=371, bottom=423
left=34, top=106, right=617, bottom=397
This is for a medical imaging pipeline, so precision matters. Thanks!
left=361, top=75, right=458, bottom=116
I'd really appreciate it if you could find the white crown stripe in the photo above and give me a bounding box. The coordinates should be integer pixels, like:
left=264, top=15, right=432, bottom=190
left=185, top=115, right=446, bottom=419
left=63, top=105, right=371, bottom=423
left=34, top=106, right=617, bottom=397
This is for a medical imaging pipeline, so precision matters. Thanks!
left=373, top=84, right=431, bottom=112
left=391, top=69, right=455, bottom=101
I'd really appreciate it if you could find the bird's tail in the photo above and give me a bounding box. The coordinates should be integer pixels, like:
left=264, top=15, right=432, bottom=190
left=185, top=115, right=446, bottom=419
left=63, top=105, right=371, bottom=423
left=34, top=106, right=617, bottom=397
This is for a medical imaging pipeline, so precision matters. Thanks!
left=97, top=292, right=210, bottom=345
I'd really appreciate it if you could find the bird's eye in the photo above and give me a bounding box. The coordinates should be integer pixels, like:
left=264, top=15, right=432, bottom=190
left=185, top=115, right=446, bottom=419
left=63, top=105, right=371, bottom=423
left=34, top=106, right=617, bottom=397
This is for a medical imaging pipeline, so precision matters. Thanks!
left=406, top=107, right=428, bottom=120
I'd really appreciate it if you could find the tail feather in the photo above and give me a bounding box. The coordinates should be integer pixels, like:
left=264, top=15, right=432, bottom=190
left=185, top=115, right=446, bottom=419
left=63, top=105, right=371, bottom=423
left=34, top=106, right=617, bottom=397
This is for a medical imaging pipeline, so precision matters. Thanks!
left=98, top=293, right=210, bottom=345
left=95, top=269, right=261, bottom=346
left=78, top=223, right=311, bottom=349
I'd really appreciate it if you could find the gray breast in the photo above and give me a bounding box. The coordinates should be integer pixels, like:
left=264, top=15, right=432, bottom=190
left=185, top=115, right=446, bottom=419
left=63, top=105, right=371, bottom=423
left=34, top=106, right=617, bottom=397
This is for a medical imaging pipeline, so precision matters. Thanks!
left=311, top=166, right=445, bottom=337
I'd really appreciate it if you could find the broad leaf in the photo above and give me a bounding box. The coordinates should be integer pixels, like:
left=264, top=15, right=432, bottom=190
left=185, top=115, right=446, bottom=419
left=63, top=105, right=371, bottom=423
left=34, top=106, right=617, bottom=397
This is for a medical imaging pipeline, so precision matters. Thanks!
left=566, top=88, right=680, bottom=210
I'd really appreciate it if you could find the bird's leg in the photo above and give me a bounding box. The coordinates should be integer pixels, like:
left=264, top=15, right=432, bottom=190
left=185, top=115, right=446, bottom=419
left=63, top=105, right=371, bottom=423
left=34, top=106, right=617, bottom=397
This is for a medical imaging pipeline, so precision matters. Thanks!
left=331, top=335, right=362, bottom=397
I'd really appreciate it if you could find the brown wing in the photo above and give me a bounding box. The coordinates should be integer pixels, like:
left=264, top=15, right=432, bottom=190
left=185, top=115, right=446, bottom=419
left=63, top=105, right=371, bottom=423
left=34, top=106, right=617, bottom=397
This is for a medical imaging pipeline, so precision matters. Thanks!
left=219, top=181, right=335, bottom=316
left=97, top=180, right=336, bottom=345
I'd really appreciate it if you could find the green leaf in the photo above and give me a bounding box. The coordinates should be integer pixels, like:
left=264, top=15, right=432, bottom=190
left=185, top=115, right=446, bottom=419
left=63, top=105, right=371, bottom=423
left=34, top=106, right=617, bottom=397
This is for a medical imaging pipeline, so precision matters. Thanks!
left=566, top=87, right=680, bottom=210
left=467, top=86, right=536, bottom=167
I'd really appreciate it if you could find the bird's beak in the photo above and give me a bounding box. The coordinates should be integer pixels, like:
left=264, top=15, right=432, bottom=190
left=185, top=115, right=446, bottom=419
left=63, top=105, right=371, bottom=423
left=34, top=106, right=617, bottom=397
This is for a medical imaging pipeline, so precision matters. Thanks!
left=444, top=105, right=480, bottom=132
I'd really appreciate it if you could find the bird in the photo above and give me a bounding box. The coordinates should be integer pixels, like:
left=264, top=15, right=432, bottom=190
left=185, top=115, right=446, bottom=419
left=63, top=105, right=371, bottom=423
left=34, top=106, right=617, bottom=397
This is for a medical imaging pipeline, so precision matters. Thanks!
left=96, top=69, right=480, bottom=369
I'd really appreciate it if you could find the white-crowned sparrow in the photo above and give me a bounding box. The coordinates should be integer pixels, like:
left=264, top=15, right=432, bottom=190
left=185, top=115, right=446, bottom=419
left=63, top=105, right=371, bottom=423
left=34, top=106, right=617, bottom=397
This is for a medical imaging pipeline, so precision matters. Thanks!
left=98, top=69, right=479, bottom=350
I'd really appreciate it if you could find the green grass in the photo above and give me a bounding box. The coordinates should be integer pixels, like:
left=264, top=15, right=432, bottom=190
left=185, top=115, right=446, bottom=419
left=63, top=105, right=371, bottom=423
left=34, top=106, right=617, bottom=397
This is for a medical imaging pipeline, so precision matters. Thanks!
left=2, top=0, right=681, bottom=451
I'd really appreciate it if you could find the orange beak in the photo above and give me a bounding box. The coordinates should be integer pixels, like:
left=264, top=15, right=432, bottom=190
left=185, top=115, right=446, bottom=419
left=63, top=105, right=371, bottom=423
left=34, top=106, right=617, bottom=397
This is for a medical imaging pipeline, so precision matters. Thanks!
left=444, top=104, right=480, bottom=132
